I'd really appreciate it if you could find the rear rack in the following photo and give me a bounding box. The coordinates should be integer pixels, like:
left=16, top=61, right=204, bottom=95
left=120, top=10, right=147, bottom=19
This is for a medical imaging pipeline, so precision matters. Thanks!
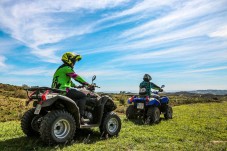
left=24, top=86, right=66, bottom=92
left=24, top=87, right=66, bottom=100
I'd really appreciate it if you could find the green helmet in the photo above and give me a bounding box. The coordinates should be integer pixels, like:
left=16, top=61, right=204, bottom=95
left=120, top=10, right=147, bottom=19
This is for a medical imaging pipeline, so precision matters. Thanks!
left=61, top=52, right=82, bottom=66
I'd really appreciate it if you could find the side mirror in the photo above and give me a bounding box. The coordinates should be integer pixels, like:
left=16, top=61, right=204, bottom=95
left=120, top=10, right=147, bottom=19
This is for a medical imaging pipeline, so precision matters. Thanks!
left=161, top=85, right=165, bottom=88
left=92, top=75, right=96, bottom=83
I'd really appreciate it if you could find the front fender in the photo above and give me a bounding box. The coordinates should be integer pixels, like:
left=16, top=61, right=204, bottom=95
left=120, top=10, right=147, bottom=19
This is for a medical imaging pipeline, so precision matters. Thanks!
left=147, top=98, right=161, bottom=106
left=160, top=96, right=169, bottom=104
left=100, top=95, right=116, bottom=111
left=95, top=95, right=116, bottom=125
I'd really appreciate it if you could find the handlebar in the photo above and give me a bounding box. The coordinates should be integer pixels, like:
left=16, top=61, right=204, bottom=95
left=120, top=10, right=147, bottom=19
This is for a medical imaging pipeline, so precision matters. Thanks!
left=151, top=89, right=164, bottom=94
left=75, top=84, right=100, bottom=89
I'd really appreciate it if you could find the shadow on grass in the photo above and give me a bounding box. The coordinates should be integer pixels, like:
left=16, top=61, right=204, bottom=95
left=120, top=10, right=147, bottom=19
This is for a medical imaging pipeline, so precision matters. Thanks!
left=0, top=129, right=105, bottom=151
left=123, top=118, right=144, bottom=125
left=123, top=117, right=169, bottom=125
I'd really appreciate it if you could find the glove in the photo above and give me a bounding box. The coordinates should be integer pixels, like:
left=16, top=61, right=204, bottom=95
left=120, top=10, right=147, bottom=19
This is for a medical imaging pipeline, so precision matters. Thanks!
left=83, top=82, right=90, bottom=86
left=74, top=85, right=83, bottom=88
left=82, top=82, right=92, bottom=89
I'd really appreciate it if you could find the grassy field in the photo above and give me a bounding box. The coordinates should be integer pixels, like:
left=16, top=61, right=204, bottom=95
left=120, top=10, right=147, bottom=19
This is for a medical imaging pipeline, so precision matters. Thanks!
left=0, top=102, right=226, bottom=151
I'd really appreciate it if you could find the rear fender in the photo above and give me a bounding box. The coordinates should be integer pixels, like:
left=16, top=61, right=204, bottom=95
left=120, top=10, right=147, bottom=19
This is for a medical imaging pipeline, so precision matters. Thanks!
left=41, top=95, right=80, bottom=127
left=127, top=99, right=132, bottom=104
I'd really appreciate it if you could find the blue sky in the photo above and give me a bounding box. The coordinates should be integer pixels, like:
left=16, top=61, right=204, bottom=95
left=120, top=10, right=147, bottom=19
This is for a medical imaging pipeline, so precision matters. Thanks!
left=0, top=0, right=227, bottom=92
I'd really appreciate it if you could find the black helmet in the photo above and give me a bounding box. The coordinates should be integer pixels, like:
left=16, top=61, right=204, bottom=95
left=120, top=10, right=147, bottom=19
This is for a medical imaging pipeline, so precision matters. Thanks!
left=143, top=74, right=152, bottom=82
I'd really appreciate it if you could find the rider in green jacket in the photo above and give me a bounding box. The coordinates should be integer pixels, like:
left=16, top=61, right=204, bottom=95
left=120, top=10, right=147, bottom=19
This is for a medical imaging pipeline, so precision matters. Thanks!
left=52, top=52, right=90, bottom=122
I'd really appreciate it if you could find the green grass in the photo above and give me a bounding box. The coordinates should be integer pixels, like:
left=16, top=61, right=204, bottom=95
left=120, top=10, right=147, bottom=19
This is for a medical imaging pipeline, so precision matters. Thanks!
left=0, top=102, right=227, bottom=151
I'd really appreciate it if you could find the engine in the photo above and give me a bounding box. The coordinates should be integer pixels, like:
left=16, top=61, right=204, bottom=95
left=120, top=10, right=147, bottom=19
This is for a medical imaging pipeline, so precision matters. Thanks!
left=84, top=111, right=93, bottom=123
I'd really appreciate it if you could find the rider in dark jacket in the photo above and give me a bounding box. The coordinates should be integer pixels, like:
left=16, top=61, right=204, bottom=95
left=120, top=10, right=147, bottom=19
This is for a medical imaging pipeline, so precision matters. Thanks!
left=139, top=74, right=163, bottom=96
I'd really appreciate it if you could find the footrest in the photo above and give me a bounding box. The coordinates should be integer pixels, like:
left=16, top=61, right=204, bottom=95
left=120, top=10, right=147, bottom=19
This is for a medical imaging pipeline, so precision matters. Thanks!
left=83, top=118, right=90, bottom=123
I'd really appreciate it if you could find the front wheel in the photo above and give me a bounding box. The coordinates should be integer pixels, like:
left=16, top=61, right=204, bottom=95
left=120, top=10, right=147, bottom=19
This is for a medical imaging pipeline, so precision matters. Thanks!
left=100, top=112, right=121, bottom=137
left=39, top=110, right=76, bottom=144
left=145, top=107, right=160, bottom=124
left=164, top=105, right=173, bottom=119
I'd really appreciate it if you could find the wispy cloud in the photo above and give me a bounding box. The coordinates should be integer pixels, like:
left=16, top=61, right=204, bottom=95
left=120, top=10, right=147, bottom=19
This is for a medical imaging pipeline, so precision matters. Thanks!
left=0, top=55, right=6, bottom=67
left=119, top=0, right=227, bottom=39
left=96, top=0, right=178, bottom=28
left=79, top=67, right=141, bottom=80
left=0, top=0, right=129, bottom=62
left=186, top=66, right=227, bottom=73
left=209, top=25, right=227, bottom=38
left=106, top=40, right=227, bottom=69
left=83, top=0, right=227, bottom=55
left=6, top=67, right=55, bottom=76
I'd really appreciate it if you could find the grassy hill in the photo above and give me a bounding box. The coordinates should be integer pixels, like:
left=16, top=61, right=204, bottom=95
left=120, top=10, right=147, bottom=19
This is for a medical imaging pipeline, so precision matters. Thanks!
left=0, top=102, right=227, bottom=151
left=0, top=83, right=30, bottom=122
left=0, top=83, right=227, bottom=121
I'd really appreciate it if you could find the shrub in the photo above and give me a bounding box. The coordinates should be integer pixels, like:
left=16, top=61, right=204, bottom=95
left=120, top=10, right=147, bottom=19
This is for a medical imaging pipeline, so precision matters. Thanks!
left=14, top=90, right=27, bottom=99
left=119, top=99, right=125, bottom=105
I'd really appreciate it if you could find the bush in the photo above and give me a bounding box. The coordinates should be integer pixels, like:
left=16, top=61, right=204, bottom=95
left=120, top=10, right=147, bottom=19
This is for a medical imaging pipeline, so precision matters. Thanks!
left=119, top=99, right=125, bottom=105
left=4, top=85, right=17, bottom=91
left=14, top=90, right=27, bottom=99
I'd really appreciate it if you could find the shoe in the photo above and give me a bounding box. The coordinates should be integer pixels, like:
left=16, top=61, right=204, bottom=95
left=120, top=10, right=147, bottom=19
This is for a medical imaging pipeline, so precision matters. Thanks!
left=80, top=117, right=85, bottom=124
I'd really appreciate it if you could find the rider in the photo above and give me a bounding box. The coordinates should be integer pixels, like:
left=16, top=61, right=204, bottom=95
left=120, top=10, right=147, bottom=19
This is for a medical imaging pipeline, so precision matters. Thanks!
left=51, top=52, right=90, bottom=122
left=139, top=74, right=163, bottom=97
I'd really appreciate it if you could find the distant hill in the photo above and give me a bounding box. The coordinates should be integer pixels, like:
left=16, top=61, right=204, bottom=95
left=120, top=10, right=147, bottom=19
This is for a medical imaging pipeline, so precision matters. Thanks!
left=163, top=90, right=227, bottom=96
left=189, top=90, right=227, bottom=95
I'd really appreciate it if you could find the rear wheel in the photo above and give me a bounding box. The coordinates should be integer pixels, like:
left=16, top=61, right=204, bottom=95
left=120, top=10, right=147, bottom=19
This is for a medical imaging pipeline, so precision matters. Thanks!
left=126, top=105, right=136, bottom=119
left=39, top=110, right=76, bottom=144
left=145, top=107, right=160, bottom=124
left=100, top=112, right=121, bottom=137
left=21, top=108, right=40, bottom=137
left=164, top=105, right=173, bottom=119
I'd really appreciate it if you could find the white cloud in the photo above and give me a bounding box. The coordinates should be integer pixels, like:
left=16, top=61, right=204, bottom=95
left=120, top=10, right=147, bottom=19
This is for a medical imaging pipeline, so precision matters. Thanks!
left=186, top=66, right=227, bottom=73
left=0, top=0, right=129, bottom=62
left=0, top=38, right=21, bottom=54
left=30, top=47, right=61, bottom=63
left=79, top=68, right=140, bottom=80
left=119, top=0, right=226, bottom=40
left=84, top=0, right=227, bottom=55
left=0, top=56, right=6, bottom=67
left=98, top=0, right=177, bottom=22
left=83, top=17, right=226, bottom=55
left=209, top=25, right=227, bottom=38
left=104, top=40, right=227, bottom=67
left=7, top=67, right=55, bottom=76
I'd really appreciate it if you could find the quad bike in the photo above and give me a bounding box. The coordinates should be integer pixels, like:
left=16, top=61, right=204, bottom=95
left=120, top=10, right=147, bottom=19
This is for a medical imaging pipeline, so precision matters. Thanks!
left=126, top=85, right=172, bottom=124
left=21, top=75, right=121, bottom=144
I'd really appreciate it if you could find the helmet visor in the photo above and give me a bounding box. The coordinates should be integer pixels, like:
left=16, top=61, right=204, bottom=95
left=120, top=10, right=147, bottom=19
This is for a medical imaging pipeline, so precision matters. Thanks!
left=75, top=55, right=82, bottom=61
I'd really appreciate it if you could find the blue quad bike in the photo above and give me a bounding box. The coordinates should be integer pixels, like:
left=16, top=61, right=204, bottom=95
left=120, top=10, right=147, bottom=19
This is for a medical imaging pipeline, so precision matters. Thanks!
left=126, top=86, right=173, bottom=124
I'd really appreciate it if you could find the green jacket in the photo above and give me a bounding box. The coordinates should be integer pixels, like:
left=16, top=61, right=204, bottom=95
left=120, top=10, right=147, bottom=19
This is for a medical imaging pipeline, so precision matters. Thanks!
left=51, top=64, right=87, bottom=90
left=139, top=81, right=160, bottom=96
